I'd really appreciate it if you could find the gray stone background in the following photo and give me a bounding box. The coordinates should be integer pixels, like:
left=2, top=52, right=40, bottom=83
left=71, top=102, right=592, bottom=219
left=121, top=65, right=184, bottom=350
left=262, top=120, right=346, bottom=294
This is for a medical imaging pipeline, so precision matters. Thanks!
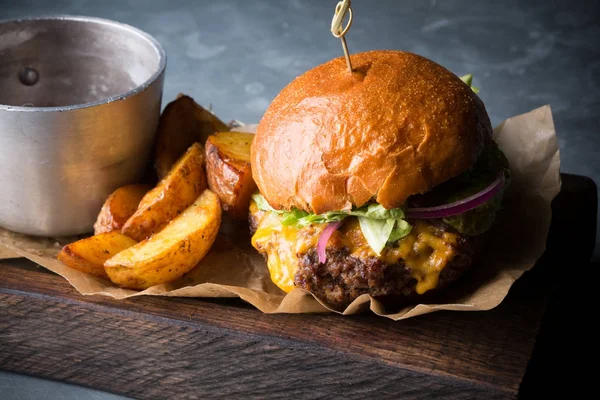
left=1, top=0, right=598, bottom=398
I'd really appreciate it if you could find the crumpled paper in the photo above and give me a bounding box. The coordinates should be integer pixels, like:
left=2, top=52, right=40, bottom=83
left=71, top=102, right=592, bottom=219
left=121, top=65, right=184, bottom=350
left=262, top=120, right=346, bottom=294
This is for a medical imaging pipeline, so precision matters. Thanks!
left=0, top=105, right=561, bottom=320
left=0, top=246, right=19, bottom=259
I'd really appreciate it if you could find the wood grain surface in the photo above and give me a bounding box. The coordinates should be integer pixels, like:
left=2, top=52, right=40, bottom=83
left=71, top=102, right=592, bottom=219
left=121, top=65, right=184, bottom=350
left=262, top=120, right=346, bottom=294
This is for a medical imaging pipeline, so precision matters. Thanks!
left=0, top=174, right=596, bottom=400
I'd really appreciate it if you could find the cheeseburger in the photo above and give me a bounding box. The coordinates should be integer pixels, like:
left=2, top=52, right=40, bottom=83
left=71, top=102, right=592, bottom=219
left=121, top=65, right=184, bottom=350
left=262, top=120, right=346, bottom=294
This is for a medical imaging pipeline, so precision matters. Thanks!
left=249, top=50, right=510, bottom=310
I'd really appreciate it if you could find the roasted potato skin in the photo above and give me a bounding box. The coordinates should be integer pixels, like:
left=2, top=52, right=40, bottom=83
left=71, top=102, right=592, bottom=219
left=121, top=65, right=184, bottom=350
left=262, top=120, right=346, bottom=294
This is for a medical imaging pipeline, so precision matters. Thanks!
left=57, top=232, right=137, bottom=279
left=121, top=142, right=207, bottom=242
left=105, top=189, right=222, bottom=289
left=94, top=184, right=152, bottom=235
left=205, top=131, right=257, bottom=219
left=154, top=95, right=229, bottom=179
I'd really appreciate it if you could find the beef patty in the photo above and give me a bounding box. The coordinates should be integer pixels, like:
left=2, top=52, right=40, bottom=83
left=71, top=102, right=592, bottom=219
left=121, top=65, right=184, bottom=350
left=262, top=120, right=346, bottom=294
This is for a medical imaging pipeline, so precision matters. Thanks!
left=250, top=203, right=481, bottom=310
left=294, top=234, right=479, bottom=310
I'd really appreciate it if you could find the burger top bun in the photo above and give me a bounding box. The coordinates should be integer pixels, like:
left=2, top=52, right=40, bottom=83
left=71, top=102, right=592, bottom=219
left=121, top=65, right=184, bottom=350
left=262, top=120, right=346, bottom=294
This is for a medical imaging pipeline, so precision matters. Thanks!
left=251, top=50, right=491, bottom=214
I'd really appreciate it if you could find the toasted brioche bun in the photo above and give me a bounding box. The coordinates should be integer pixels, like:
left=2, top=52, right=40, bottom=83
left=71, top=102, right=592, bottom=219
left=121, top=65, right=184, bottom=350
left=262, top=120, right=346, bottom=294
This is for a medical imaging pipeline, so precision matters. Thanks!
left=251, top=50, right=491, bottom=214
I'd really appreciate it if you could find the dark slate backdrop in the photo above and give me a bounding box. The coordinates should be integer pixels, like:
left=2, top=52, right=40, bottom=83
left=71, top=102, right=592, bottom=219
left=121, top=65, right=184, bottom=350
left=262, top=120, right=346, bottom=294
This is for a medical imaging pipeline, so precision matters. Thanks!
left=1, top=1, right=598, bottom=398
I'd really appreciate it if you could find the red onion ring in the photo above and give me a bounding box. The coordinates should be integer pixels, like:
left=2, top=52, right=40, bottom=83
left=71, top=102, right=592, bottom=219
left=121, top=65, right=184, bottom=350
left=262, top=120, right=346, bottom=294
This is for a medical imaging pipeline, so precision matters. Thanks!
left=317, top=220, right=344, bottom=264
left=406, top=173, right=505, bottom=219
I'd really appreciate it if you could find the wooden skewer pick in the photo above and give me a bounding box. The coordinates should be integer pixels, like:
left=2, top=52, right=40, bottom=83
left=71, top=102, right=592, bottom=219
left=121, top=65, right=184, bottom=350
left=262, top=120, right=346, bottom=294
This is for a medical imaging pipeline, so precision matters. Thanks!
left=331, top=0, right=354, bottom=72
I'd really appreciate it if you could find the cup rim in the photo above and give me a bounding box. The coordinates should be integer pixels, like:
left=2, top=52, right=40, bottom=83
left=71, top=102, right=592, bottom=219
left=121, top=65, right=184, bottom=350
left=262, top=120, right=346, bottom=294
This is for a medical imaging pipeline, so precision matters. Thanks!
left=0, top=14, right=167, bottom=113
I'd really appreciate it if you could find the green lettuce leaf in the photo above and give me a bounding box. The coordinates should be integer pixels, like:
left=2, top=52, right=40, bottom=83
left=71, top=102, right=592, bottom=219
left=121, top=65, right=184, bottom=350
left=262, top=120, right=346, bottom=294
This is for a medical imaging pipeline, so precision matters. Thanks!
left=358, top=217, right=412, bottom=255
left=389, top=219, right=412, bottom=242
left=251, top=194, right=412, bottom=254
left=252, top=193, right=277, bottom=213
left=460, top=73, right=480, bottom=94
left=357, top=217, right=396, bottom=255
left=350, top=203, right=405, bottom=220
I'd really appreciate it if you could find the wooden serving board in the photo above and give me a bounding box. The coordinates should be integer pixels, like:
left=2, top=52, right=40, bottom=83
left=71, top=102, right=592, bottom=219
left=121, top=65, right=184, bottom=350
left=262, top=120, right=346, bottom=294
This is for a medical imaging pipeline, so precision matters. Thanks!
left=0, top=174, right=596, bottom=400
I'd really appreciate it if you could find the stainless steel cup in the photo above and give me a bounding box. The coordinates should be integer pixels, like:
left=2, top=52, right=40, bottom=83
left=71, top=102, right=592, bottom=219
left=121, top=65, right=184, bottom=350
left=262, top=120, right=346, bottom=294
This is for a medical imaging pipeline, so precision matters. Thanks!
left=0, top=15, right=166, bottom=236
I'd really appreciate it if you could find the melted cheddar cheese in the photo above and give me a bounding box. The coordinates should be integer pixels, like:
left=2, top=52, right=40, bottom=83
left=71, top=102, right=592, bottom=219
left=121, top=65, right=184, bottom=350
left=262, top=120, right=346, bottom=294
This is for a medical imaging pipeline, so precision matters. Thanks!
left=250, top=202, right=459, bottom=295
left=251, top=203, right=322, bottom=292
left=389, top=221, right=458, bottom=294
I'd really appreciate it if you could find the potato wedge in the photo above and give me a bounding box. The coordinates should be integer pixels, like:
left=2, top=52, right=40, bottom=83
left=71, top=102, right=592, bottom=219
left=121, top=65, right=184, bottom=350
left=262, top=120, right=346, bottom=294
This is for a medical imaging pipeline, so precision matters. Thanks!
left=105, top=189, right=221, bottom=289
left=154, top=94, right=229, bottom=179
left=122, top=142, right=207, bottom=241
left=205, top=131, right=257, bottom=219
left=94, top=184, right=153, bottom=235
left=57, top=232, right=137, bottom=279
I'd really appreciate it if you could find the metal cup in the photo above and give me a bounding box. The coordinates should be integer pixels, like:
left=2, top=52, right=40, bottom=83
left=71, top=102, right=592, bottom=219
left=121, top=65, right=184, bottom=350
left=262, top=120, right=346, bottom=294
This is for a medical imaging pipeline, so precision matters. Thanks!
left=0, top=15, right=166, bottom=236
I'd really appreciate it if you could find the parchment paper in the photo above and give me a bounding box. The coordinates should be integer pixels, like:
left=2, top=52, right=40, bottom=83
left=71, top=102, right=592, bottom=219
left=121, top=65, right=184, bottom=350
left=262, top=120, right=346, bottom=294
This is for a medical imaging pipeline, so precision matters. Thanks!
left=0, top=245, right=19, bottom=259
left=0, top=105, right=561, bottom=320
